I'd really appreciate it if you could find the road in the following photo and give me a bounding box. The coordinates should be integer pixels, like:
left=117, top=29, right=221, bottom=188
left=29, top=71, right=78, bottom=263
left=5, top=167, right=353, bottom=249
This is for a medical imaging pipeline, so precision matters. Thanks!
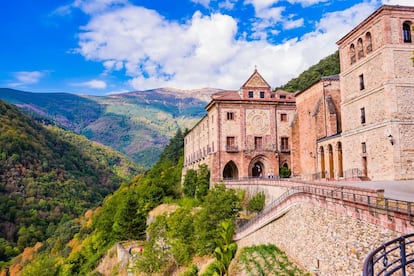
left=333, top=180, right=414, bottom=202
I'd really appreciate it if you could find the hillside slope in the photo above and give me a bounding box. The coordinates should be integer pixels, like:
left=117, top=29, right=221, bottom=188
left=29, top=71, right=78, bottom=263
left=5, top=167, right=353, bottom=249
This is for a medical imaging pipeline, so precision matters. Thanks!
left=0, top=88, right=214, bottom=168
left=0, top=100, right=142, bottom=264
left=276, top=51, right=340, bottom=92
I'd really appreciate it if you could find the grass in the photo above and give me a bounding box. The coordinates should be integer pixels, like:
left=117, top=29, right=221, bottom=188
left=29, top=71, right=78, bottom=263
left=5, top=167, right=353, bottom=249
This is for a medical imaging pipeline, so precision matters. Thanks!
left=234, top=244, right=311, bottom=276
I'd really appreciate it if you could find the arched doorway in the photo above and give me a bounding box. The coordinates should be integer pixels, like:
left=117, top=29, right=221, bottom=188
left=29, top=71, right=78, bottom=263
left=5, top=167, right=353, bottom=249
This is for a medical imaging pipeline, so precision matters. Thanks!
left=320, top=146, right=325, bottom=178
left=252, top=161, right=264, bottom=178
left=328, top=144, right=334, bottom=179
left=223, top=161, right=238, bottom=179
left=337, top=142, right=344, bottom=178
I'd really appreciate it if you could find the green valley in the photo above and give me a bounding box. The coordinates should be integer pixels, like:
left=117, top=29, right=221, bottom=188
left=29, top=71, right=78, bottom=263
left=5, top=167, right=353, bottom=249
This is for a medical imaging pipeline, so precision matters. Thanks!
left=0, top=100, right=142, bottom=267
left=0, top=88, right=215, bottom=169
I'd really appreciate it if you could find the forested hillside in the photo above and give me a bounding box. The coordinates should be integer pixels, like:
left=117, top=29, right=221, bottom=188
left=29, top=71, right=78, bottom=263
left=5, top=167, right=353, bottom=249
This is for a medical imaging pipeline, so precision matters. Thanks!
left=276, top=51, right=340, bottom=92
left=0, top=88, right=212, bottom=169
left=2, top=128, right=240, bottom=275
left=0, top=100, right=142, bottom=266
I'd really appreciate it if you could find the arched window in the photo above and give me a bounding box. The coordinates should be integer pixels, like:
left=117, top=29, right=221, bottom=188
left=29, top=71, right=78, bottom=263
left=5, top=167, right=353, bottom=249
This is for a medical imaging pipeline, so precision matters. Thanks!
left=357, top=38, right=364, bottom=59
left=365, top=32, right=372, bottom=53
left=403, top=21, right=412, bottom=43
left=349, top=44, right=356, bottom=64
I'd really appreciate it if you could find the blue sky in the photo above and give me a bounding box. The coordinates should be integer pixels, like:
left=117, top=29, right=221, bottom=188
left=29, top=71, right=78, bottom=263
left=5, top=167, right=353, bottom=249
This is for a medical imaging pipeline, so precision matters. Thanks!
left=0, top=0, right=412, bottom=95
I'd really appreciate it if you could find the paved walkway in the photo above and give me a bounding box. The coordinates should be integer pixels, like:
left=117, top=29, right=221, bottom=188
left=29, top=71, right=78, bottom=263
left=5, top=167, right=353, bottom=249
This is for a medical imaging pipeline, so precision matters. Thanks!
left=328, top=180, right=414, bottom=202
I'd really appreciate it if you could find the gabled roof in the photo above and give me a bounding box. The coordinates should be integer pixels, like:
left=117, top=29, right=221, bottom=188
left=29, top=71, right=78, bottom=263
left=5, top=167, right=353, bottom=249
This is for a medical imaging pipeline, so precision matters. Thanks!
left=211, top=90, right=240, bottom=100
left=241, top=69, right=271, bottom=89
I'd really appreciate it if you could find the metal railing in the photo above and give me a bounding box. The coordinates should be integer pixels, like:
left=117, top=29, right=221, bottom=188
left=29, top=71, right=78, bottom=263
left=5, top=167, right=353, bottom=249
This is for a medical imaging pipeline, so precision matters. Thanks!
left=236, top=185, right=414, bottom=235
left=362, top=233, right=414, bottom=276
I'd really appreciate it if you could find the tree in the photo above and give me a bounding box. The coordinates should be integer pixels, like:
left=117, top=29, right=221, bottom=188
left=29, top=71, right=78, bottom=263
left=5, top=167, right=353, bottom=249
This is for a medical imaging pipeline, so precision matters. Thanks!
left=183, top=169, right=197, bottom=197
left=21, top=254, right=59, bottom=276
left=195, top=164, right=210, bottom=199
left=167, top=207, right=195, bottom=265
left=112, top=192, right=146, bottom=240
left=136, top=215, right=171, bottom=273
left=193, top=184, right=241, bottom=255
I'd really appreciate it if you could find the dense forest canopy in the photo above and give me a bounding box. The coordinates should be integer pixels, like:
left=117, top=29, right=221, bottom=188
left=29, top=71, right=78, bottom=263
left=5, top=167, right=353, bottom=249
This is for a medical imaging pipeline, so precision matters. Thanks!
left=275, top=51, right=340, bottom=92
left=0, top=100, right=142, bottom=266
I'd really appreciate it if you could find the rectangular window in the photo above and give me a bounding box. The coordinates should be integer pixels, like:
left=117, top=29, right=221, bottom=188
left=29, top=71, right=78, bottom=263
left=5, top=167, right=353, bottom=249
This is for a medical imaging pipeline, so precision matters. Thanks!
left=226, top=136, right=235, bottom=146
left=362, top=142, right=366, bottom=153
left=281, top=137, right=289, bottom=151
left=226, top=136, right=236, bottom=151
left=359, top=74, right=365, bottom=90
left=248, top=91, right=254, bottom=98
left=280, top=113, right=288, bottom=122
left=227, top=112, right=234, bottom=120
left=260, top=91, right=265, bottom=98
left=360, top=107, right=366, bottom=124
left=254, top=137, right=262, bottom=150
left=280, top=95, right=286, bottom=99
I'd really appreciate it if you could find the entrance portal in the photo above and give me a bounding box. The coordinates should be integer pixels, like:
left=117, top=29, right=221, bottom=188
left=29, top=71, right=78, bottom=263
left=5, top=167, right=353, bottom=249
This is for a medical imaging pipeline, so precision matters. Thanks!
left=223, top=161, right=238, bottom=179
left=252, top=161, right=264, bottom=178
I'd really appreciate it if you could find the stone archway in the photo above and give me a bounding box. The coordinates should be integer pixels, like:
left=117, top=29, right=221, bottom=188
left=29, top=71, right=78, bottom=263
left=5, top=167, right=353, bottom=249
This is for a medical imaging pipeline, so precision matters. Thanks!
left=249, top=156, right=266, bottom=178
left=223, top=161, right=239, bottom=180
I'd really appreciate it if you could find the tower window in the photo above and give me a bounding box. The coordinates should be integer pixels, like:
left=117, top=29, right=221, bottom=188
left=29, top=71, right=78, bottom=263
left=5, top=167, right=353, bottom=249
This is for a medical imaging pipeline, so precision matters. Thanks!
left=360, top=107, right=366, bottom=124
left=362, top=142, right=367, bottom=153
left=350, top=44, right=356, bottom=64
left=280, top=113, right=288, bottom=122
left=359, top=74, right=365, bottom=90
left=248, top=91, right=254, bottom=98
left=260, top=91, right=265, bottom=98
left=227, top=112, right=234, bottom=120
left=357, top=38, right=364, bottom=59
left=366, top=32, right=372, bottom=53
left=403, top=22, right=412, bottom=43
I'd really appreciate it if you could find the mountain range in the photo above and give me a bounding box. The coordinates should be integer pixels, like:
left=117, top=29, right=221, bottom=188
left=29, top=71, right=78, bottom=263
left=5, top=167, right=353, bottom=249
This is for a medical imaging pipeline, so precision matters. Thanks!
left=0, top=51, right=339, bottom=170
left=0, top=87, right=217, bottom=169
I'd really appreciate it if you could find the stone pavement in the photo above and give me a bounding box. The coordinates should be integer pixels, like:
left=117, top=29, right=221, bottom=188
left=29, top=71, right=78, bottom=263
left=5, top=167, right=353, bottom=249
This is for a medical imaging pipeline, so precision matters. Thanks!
left=329, top=180, right=414, bottom=202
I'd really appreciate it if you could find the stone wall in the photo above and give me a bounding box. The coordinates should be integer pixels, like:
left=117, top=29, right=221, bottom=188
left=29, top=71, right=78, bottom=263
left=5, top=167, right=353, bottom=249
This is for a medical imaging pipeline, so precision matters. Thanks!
left=236, top=203, right=401, bottom=275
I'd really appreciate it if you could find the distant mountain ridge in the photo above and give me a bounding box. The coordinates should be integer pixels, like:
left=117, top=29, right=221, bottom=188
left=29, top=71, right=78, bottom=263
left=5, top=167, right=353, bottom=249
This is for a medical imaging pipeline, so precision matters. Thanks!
left=0, top=87, right=217, bottom=168
left=0, top=51, right=341, bottom=168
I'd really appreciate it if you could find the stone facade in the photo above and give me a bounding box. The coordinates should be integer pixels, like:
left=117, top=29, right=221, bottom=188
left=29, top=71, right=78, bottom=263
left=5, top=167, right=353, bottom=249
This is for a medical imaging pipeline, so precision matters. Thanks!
left=184, top=5, right=414, bottom=182
left=291, top=76, right=342, bottom=180
left=183, top=70, right=296, bottom=181
left=337, top=5, right=414, bottom=180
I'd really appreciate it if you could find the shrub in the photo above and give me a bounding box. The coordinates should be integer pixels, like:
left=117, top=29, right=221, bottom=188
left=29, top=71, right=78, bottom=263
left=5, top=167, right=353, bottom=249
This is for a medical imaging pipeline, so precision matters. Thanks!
left=247, top=192, right=265, bottom=213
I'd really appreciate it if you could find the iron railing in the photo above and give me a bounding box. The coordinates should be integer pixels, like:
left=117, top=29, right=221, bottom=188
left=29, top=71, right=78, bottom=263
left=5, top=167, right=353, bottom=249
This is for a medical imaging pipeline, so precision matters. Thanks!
left=235, top=185, right=414, bottom=234
left=362, top=233, right=414, bottom=276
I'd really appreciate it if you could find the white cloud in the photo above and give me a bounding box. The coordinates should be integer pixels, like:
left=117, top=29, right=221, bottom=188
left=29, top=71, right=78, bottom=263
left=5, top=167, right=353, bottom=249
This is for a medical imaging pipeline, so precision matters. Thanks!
left=73, top=1, right=379, bottom=91
left=244, top=0, right=279, bottom=11
left=381, top=0, right=414, bottom=6
left=8, top=71, right=46, bottom=87
left=191, top=0, right=211, bottom=8
left=283, top=17, right=304, bottom=29
left=219, top=0, right=237, bottom=10
left=73, top=0, right=130, bottom=14
left=73, top=79, right=107, bottom=89
left=286, top=0, right=329, bottom=7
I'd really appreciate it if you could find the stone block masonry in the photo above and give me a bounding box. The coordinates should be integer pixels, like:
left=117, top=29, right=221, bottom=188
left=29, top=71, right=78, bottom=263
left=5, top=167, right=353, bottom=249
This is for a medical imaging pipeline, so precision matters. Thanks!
left=236, top=203, right=400, bottom=275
